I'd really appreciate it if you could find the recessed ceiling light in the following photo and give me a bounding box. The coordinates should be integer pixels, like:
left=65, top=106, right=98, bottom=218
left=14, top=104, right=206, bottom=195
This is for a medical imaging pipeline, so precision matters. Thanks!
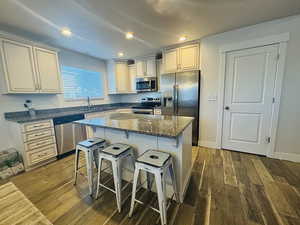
left=61, top=27, right=72, bottom=37
left=125, top=32, right=134, bottom=39
left=118, top=52, right=124, bottom=57
left=179, top=36, right=187, bottom=42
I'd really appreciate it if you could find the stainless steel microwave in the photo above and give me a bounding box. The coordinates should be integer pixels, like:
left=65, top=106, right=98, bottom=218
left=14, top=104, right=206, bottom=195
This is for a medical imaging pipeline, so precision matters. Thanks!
left=136, top=77, right=157, bottom=92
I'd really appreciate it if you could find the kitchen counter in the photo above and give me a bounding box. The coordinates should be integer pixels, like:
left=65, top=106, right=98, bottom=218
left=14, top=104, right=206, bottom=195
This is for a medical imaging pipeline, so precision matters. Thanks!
left=75, top=113, right=193, bottom=138
left=4, top=103, right=140, bottom=123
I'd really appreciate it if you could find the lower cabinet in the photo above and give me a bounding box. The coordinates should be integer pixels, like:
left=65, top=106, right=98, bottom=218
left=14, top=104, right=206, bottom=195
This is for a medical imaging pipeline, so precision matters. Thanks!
left=9, top=119, right=58, bottom=171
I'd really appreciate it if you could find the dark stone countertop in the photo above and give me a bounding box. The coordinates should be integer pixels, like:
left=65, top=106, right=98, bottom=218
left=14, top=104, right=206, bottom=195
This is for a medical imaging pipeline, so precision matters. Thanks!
left=74, top=113, right=194, bottom=138
left=4, top=103, right=141, bottom=123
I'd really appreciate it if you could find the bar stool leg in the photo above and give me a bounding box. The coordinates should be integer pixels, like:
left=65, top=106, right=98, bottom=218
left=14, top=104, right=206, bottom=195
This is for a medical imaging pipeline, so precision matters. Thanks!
left=74, top=147, right=80, bottom=185
left=85, top=150, right=93, bottom=196
left=129, top=166, right=140, bottom=218
left=146, top=172, right=153, bottom=191
left=155, top=171, right=167, bottom=225
left=112, top=159, right=122, bottom=212
left=162, top=169, right=167, bottom=224
left=96, top=156, right=103, bottom=199
left=169, top=160, right=180, bottom=202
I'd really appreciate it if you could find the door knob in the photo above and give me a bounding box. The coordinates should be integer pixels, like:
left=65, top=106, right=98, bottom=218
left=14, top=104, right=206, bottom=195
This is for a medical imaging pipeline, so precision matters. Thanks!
left=225, top=106, right=230, bottom=110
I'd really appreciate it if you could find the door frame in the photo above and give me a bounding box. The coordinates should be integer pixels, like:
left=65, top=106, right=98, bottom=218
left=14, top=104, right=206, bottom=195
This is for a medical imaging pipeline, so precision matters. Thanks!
left=216, top=33, right=289, bottom=157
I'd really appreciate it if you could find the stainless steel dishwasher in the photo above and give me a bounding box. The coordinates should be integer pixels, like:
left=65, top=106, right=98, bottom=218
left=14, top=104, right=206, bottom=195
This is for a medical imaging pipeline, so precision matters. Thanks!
left=53, top=114, right=86, bottom=158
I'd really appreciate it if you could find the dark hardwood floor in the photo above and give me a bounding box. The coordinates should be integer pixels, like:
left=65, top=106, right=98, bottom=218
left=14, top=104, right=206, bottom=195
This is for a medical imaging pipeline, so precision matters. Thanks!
left=5, top=147, right=300, bottom=225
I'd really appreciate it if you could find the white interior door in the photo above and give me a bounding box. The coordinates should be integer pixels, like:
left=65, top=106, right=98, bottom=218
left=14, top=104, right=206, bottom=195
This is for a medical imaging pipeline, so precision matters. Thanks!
left=222, top=44, right=279, bottom=155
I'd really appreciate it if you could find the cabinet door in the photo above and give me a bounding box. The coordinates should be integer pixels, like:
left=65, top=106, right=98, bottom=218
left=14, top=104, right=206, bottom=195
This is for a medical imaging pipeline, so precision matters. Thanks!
left=128, top=65, right=136, bottom=92
left=115, top=63, right=129, bottom=92
left=163, top=48, right=178, bottom=73
left=1, top=39, right=37, bottom=93
left=156, top=59, right=163, bottom=91
left=145, top=58, right=156, bottom=77
left=179, top=44, right=199, bottom=71
left=35, top=48, right=61, bottom=93
left=136, top=60, right=146, bottom=77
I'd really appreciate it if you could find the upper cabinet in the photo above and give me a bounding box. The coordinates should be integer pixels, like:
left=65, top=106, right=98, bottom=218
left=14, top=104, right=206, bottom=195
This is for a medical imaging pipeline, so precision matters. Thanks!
left=34, top=48, right=61, bottom=93
left=163, top=43, right=199, bottom=73
left=128, top=64, right=136, bottom=92
left=0, top=38, right=62, bottom=94
left=163, top=48, right=178, bottom=73
left=1, top=39, right=37, bottom=93
left=135, top=56, right=156, bottom=78
left=107, top=60, right=136, bottom=94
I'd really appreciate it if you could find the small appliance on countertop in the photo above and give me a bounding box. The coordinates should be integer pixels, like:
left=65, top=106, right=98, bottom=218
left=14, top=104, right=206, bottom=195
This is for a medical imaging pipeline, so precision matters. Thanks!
left=131, top=97, right=161, bottom=115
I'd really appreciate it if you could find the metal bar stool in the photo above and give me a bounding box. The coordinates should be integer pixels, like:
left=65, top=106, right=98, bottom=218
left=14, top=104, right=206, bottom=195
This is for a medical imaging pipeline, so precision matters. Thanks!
left=96, top=143, right=135, bottom=212
left=74, top=137, right=107, bottom=195
left=129, top=150, right=179, bottom=225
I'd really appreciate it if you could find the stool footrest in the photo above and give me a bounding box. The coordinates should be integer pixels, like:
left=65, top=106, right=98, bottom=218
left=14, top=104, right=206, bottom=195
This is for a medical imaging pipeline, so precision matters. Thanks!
left=133, top=198, right=160, bottom=214
left=99, top=184, right=116, bottom=193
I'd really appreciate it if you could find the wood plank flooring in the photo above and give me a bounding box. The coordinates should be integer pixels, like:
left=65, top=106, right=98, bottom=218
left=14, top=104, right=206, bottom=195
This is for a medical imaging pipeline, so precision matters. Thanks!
left=3, top=147, right=300, bottom=225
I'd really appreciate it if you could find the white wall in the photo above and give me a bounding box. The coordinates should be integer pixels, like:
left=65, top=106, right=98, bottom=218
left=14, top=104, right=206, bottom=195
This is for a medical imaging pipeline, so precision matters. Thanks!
left=0, top=48, right=120, bottom=151
left=199, top=15, right=300, bottom=157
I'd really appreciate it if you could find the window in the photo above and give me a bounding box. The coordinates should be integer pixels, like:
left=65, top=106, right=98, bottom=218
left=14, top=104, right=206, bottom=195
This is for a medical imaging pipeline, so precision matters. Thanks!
left=61, top=66, right=104, bottom=100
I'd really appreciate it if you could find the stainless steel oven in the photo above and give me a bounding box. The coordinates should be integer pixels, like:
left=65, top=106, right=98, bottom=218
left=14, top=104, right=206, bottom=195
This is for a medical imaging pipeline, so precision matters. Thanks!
left=136, top=77, right=157, bottom=92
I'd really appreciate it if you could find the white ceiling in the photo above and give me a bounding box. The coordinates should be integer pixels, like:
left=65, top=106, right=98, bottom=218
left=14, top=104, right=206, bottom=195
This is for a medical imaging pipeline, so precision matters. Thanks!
left=0, top=0, right=300, bottom=59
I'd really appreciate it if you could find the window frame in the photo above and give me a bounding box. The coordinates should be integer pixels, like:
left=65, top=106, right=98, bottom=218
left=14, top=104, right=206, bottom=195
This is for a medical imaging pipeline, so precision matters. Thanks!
left=61, top=65, right=105, bottom=101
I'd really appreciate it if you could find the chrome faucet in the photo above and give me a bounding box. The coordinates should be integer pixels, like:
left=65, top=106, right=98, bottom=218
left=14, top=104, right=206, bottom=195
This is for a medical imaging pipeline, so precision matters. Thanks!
left=87, top=96, right=92, bottom=108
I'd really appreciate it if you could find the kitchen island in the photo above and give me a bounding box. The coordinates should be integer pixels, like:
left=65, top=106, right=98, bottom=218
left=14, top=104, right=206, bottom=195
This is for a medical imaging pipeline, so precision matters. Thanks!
left=75, top=113, right=194, bottom=202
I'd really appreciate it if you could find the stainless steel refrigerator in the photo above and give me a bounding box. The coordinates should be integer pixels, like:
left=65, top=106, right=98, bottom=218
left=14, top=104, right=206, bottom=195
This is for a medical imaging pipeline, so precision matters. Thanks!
left=160, top=71, right=200, bottom=146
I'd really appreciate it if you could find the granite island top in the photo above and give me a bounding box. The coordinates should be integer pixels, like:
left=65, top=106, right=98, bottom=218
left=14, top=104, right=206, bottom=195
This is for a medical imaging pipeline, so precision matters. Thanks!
left=4, top=103, right=140, bottom=123
left=74, top=113, right=194, bottom=138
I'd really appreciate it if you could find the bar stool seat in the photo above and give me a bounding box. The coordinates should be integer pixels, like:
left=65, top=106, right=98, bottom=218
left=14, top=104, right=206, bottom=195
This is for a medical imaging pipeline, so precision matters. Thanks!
left=78, top=138, right=106, bottom=148
left=74, top=137, right=107, bottom=196
left=129, top=150, right=179, bottom=225
left=96, top=143, right=135, bottom=213
left=136, top=150, right=171, bottom=167
left=101, top=143, right=131, bottom=157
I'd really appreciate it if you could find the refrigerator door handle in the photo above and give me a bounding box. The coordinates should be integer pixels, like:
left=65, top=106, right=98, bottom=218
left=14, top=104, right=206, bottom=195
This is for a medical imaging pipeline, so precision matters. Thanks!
left=173, top=84, right=179, bottom=115
left=173, top=85, right=176, bottom=114
left=176, top=85, right=179, bottom=114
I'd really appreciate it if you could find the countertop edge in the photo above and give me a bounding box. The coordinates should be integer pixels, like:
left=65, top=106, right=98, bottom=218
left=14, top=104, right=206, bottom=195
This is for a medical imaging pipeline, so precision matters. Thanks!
left=74, top=117, right=194, bottom=138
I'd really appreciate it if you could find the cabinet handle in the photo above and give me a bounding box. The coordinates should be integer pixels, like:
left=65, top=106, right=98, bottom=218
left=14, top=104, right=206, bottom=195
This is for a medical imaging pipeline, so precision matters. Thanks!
left=34, top=133, right=46, bottom=137
left=38, top=152, right=48, bottom=158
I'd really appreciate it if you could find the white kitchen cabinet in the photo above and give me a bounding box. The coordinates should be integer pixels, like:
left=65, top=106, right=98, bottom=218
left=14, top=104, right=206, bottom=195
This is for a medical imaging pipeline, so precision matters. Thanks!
left=135, top=56, right=156, bottom=78
left=156, top=59, right=163, bottom=91
left=136, top=60, right=145, bottom=78
left=179, top=44, right=199, bottom=71
left=0, top=38, right=62, bottom=94
left=115, top=62, right=130, bottom=92
left=107, top=60, right=136, bottom=94
left=163, top=48, right=178, bottom=73
left=128, top=64, right=136, bottom=92
left=7, top=119, right=57, bottom=171
left=0, top=39, right=37, bottom=93
left=163, top=43, right=199, bottom=73
left=34, top=47, right=61, bottom=93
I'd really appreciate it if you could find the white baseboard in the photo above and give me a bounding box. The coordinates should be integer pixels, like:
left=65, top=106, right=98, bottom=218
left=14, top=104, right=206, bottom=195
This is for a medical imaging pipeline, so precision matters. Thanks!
left=273, top=152, right=300, bottom=163
left=198, top=140, right=218, bottom=149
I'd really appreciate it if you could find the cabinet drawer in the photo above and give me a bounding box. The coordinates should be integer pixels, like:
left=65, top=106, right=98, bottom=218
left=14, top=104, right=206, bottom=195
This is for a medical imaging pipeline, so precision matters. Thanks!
left=24, top=128, right=54, bottom=142
left=26, top=144, right=57, bottom=166
left=25, top=136, right=56, bottom=151
left=23, top=120, right=52, bottom=132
